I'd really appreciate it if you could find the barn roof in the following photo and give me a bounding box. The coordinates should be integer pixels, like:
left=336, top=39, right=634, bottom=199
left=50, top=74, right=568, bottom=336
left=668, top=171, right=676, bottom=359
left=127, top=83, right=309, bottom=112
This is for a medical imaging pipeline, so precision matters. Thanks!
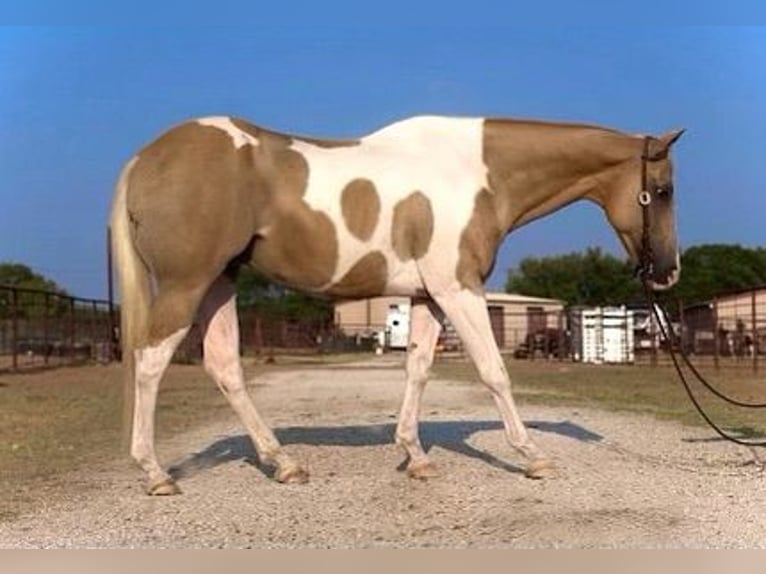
left=486, top=292, right=565, bottom=306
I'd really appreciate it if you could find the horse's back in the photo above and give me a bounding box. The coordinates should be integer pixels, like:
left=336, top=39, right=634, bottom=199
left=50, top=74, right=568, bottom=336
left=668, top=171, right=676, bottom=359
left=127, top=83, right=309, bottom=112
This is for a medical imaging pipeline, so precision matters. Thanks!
left=118, top=115, right=489, bottom=298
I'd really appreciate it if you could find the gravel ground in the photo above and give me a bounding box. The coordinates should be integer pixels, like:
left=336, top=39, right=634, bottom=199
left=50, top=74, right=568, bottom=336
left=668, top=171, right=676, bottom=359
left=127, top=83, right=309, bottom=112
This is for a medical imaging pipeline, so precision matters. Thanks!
left=2, top=357, right=765, bottom=548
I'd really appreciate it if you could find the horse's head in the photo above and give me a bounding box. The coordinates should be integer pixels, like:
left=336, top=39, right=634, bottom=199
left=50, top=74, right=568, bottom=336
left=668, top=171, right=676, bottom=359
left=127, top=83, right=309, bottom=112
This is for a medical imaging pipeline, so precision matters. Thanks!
left=602, top=129, right=685, bottom=291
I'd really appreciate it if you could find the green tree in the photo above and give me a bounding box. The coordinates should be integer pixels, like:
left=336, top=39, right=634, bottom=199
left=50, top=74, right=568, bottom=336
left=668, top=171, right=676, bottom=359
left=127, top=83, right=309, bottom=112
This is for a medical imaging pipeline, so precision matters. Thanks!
left=504, top=244, right=766, bottom=308
left=0, top=263, right=65, bottom=293
left=673, top=244, right=766, bottom=304
left=235, top=267, right=333, bottom=321
left=504, top=247, right=641, bottom=306
left=0, top=262, right=68, bottom=318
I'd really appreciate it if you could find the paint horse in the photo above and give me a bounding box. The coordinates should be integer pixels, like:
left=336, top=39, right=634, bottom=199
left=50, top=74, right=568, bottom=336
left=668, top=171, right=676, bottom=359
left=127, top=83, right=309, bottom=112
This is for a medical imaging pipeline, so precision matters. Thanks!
left=111, top=115, right=684, bottom=495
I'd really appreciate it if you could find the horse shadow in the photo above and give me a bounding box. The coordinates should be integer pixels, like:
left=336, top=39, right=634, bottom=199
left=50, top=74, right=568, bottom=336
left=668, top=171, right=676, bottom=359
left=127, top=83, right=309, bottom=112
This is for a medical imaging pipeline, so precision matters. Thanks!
left=169, top=419, right=603, bottom=481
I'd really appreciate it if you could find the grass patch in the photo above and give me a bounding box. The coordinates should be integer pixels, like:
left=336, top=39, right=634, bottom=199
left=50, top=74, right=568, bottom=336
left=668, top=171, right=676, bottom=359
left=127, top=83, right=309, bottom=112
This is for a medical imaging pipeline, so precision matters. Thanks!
left=0, top=363, right=221, bottom=520
left=433, top=357, right=766, bottom=438
left=0, top=353, right=359, bottom=521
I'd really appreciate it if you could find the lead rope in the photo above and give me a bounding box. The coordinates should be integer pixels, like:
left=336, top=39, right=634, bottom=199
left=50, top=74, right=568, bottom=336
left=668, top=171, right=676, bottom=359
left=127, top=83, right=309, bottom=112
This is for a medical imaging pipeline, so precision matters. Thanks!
left=637, top=137, right=766, bottom=449
left=642, top=284, right=766, bottom=449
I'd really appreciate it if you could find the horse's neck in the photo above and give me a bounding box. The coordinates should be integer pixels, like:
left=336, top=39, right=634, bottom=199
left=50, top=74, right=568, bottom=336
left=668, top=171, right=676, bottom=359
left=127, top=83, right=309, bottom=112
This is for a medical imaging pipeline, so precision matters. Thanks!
left=483, top=119, right=641, bottom=232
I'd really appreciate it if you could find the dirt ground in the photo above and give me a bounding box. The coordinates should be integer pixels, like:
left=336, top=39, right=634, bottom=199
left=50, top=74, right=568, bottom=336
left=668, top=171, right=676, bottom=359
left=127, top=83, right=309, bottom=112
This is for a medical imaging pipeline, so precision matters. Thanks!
left=1, top=356, right=765, bottom=548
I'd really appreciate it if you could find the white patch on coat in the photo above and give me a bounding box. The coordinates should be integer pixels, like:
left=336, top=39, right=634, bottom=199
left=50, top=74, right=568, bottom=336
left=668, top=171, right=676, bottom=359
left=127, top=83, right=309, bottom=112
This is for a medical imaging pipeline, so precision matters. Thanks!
left=197, top=116, right=259, bottom=149
left=131, top=326, right=191, bottom=474
left=290, top=116, right=490, bottom=296
left=134, top=327, right=190, bottom=379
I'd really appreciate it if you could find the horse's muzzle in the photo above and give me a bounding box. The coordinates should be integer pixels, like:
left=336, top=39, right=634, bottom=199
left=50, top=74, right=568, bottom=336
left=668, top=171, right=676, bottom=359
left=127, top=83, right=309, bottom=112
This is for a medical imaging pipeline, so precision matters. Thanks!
left=637, top=253, right=680, bottom=291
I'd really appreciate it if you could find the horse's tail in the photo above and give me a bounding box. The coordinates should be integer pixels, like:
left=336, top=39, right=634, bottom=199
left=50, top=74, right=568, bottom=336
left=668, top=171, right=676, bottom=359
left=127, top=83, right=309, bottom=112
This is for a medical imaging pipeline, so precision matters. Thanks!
left=109, top=157, right=150, bottom=446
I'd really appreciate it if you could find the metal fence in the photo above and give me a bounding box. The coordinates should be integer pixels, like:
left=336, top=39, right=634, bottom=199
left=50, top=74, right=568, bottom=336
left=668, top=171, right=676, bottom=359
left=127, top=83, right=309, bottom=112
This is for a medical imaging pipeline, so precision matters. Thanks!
left=494, top=290, right=766, bottom=371
left=0, top=285, right=117, bottom=372
left=176, top=312, right=338, bottom=362
left=0, top=283, right=342, bottom=371
left=5, top=282, right=766, bottom=372
left=681, top=288, right=766, bottom=371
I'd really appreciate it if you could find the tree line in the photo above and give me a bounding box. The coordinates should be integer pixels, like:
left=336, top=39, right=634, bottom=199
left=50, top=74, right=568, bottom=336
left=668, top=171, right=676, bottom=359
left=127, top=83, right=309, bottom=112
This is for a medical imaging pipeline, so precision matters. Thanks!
left=0, top=263, right=71, bottom=319
left=0, top=262, right=333, bottom=321
left=504, top=244, right=766, bottom=306
left=4, top=242, right=765, bottom=319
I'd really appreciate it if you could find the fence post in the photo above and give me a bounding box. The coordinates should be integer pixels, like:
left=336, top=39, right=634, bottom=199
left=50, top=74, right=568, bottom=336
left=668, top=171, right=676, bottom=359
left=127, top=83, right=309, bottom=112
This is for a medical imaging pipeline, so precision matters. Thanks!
left=254, top=315, right=263, bottom=355
left=69, top=297, right=75, bottom=359
left=713, top=298, right=720, bottom=371
left=677, top=298, right=685, bottom=355
left=91, top=300, right=98, bottom=362
left=107, top=226, right=119, bottom=362
left=557, top=311, right=565, bottom=361
left=649, top=303, right=661, bottom=367
left=43, top=292, right=50, bottom=366
left=752, top=289, right=758, bottom=374
left=11, top=287, right=19, bottom=371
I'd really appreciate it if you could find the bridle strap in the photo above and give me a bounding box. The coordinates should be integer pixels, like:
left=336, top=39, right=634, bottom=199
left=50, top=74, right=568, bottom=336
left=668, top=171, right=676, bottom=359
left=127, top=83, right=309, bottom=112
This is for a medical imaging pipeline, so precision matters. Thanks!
left=638, top=137, right=654, bottom=282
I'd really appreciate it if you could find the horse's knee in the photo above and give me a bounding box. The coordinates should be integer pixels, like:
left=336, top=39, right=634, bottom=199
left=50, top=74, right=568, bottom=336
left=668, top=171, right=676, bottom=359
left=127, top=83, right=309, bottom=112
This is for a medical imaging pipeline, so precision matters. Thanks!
left=395, top=425, right=418, bottom=448
left=406, top=345, right=434, bottom=381
left=475, top=361, right=510, bottom=392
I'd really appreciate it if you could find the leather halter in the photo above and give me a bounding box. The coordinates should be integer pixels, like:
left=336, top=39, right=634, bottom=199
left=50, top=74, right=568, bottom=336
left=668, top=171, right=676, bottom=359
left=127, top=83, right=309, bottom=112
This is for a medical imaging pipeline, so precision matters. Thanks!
left=637, top=137, right=655, bottom=284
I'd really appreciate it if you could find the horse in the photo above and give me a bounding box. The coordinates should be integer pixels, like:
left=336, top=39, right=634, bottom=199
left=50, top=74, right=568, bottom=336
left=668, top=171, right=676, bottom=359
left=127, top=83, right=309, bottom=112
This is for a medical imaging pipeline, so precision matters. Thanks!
left=110, top=114, right=684, bottom=495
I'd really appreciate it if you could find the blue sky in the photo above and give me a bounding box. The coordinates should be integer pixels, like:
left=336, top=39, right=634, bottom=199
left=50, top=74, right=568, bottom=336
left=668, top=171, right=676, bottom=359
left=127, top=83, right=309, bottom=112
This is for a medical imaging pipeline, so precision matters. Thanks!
left=1, top=26, right=766, bottom=299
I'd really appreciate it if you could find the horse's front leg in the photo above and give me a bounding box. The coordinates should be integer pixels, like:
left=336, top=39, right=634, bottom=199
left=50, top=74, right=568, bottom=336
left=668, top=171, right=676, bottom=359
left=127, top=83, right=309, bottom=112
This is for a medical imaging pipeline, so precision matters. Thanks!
left=434, top=288, right=556, bottom=479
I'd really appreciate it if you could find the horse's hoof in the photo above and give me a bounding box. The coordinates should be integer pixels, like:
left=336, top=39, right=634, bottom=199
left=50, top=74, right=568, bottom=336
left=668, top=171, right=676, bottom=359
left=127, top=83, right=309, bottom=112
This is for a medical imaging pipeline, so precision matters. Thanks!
left=407, top=461, right=440, bottom=480
left=276, top=465, right=310, bottom=484
left=147, top=478, right=182, bottom=496
left=525, top=459, right=556, bottom=480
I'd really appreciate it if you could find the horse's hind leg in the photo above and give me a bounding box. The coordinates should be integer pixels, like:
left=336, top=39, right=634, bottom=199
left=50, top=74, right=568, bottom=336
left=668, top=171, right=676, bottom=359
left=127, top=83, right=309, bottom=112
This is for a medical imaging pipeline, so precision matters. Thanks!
left=198, top=277, right=308, bottom=484
left=132, top=286, right=204, bottom=495
left=433, top=288, right=555, bottom=479
left=395, top=298, right=443, bottom=479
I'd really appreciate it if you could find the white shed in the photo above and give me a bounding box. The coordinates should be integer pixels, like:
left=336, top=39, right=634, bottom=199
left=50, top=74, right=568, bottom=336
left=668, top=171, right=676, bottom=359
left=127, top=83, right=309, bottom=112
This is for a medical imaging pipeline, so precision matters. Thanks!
left=570, top=306, right=635, bottom=364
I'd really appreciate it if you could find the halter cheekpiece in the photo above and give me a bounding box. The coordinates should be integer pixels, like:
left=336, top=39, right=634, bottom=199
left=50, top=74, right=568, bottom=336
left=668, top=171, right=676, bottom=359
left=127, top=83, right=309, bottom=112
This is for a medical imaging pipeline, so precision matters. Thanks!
left=637, top=136, right=655, bottom=283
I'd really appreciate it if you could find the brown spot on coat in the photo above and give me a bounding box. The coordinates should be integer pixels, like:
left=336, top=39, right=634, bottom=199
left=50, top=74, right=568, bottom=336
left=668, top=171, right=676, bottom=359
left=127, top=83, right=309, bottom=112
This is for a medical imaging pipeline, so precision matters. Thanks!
left=251, top=205, right=339, bottom=290
left=391, top=191, right=434, bottom=261
left=456, top=188, right=504, bottom=292
left=227, top=118, right=340, bottom=289
left=341, top=178, right=380, bottom=241
left=325, top=251, right=388, bottom=298
left=126, top=118, right=340, bottom=344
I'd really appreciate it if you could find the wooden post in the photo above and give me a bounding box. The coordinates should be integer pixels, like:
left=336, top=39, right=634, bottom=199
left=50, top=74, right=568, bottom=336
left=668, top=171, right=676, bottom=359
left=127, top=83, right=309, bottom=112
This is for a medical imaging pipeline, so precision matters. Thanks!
left=557, top=311, right=565, bottom=361
left=69, top=297, right=76, bottom=363
left=11, top=287, right=18, bottom=371
left=650, top=305, right=658, bottom=367
left=677, top=298, right=685, bottom=355
left=752, top=289, right=758, bottom=373
left=107, top=226, right=119, bottom=361
left=254, top=315, right=263, bottom=355
left=91, top=300, right=98, bottom=362
left=43, top=292, right=50, bottom=366
left=713, top=298, right=720, bottom=371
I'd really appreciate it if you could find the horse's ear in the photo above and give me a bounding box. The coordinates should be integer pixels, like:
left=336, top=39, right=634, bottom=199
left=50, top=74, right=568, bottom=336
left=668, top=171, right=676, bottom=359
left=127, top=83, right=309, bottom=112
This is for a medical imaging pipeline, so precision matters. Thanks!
left=660, top=128, right=685, bottom=149
left=646, top=128, right=685, bottom=160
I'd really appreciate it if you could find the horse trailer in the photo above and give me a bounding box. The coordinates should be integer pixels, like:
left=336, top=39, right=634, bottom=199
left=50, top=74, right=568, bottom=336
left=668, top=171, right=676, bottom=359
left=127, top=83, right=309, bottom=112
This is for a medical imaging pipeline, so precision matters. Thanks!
left=570, top=306, right=635, bottom=364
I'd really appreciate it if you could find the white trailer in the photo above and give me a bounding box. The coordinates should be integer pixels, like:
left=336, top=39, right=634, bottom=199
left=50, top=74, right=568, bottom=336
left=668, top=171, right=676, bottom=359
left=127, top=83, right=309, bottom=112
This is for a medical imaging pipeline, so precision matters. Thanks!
left=383, top=302, right=410, bottom=350
left=570, top=306, right=635, bottom=364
